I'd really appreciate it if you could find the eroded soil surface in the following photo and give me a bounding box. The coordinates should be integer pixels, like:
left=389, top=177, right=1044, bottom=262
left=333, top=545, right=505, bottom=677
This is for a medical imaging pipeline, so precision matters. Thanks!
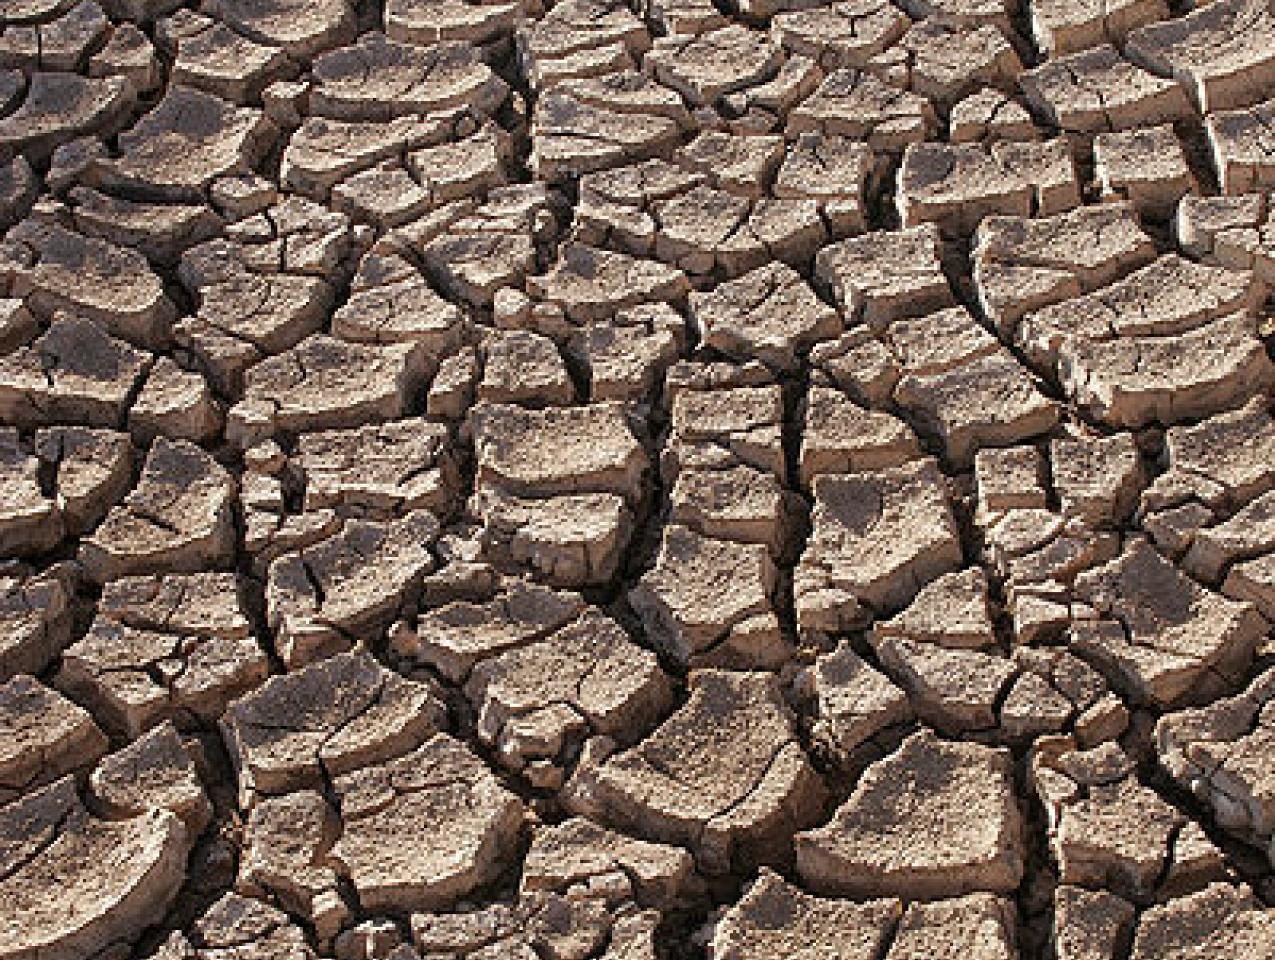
left=4, top=0, right=1275, bottom=957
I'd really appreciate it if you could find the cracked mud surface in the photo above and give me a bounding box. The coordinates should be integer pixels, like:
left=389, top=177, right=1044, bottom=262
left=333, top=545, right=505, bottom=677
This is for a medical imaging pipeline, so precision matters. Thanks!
left=4, top=0, right=1275, bottom=957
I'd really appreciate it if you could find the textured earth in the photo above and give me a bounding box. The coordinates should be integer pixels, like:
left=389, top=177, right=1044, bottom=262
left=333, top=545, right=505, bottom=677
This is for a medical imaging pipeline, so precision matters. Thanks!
left=5, top=0, right=1275, bottom=958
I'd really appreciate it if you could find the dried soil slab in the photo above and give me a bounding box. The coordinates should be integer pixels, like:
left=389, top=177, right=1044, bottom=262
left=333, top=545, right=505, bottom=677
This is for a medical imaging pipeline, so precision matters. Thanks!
left=629, top=524, right=781, bottom=668
left=337, top=260, right=466, bottom=353
left=0, top=430, right=62, bottom=558
left=1020, top=44, right=1189, bottom=134
left=418, top=184, right=563, bottom=308
left=1030, top=0, right=1167, bottom=56
left=0, top=0, right=72, bottom=21
left=1143, top=400, right=1275, bottom=514
left=471, top=400, right=647, bottom=502
left=0, top=565, right=74, bottom=682
left=1178, top=193, right=1271, bottom=258
left=479, top=330, right=573, bottom=406
left=518, top=0, right=650, bottom=90
left=645, top=25, right=782, bottom=108
left=530, top=72, right=690, bottom=182
left=130, top=358, right=223, bottom=444
left=592, top=669, right=826, bottom=873
left=662, top=382, right=784, bottom=480
left=98, top=85, right=273, bottom=200
left=689, top=262, right=840, bottom=374
left=787, top=69, right=937, bottom=152
left=1061, top=307, right=1272, bottom=430
left=473, top=486, right=634, bottom=589
left=200, top=0, right=355, bottom=59
left=267, top=510, right=439, bottom=667
left=888, top=894, right=1017, bottom=960
left=1182, top=194, right=1275, bottom=284
left=641, top=0, right=726, bottom=35
left=1017, top=255, right=1270, bottom=427
left=870, top=20, right=1022, bottom=107
left=80, top=439, right=235, bottom=584
left=91, top=20, right=163, bottom=95
left=293, top=418, right=457, bottom=518
left=330, top=733, right=524, bottom=912
left=1225, top=552, right=1275, bottom=621
left=773, top=132, right=873, bottom=236
left=179, top=194, right=354, bottom=284
left=0, top=158, right=36, bottom=236
left=796, top=458, right=962, bottom=629
left=521, top=816, right=693, bottom=909
left=667, top=463, right=795, bottom=558
left=1071, top=538, right=1267, bottom=708
left=711, top=868, right=900, bottom=960
left=814, top=223, right=952, bottom=327
left=652, top=186, right=825, bottom=279
left=408, top=890, right=629, bottom=959
left=281, top=114, right=450, bottom=200
left=23, top=425, right=126, bottom=539
left=89, top=721, right=211, bottom=834
left=1155, top=667, right=1275, bottom=860
left=330, top=160, right=433, bottom=227
left=1181, top=489, right=1275, bottom=584
left=163, top=11, right=293, bottom=103
left=1127, top=0, right=1275, bottom=114
left=236, top=789, right=343, bottom=935
left=227, top=336, right=430, bottom=448
left=402, top=125, right=510, bottom=213
left=0, top=777, right=188, bottom=960
left=1204, top=98, right=1275, bottom=195
left=678, top=130, right=784, bottom=199
left=0, top=675, right=106, bottom=804
left=1094, top=124, right=1194, bottom=219
left=897, top=141, right=1030, bottom=235
left=387, top=0, right=524, bottom=46
left=0, top=72, right=130, bottom=162
left=572, top=158, right=707, bottom=252
left=949, top=88, right=1037, bottom=143
left=974, top=446, right=1046, bottom=525
left=220, top=650, right=446, bottom=806
left=58, top=571, right=266, bottom=737
left=175, top=272, right=333, bottom=397
left=897, top=140, right=1080, bottom=236
left=15, top=0, right=109, bottom=70
left=409, top=902, right=528, bottom=958
left=1131, top=883, right=1275, bottom=959
left=8, top=218, right=175, bottom=347
left=1050, top=433, right=1144, bottom=527
left=872, top=632, right=1015, bottom=732
left=571, top=304, right=683, bottom=403
left=529, top=243, right=689, bottom=323
left=310, top=33, right=506, bottom=121
left=1052, top=886, right=1136, bottom=960
left=877, top=566, right=996, bottom=649
left=800, top=385, right=920, bottom=484
left=171, top=891, right=316, bottom=959
left=973, top=203, right=1156, bottom=334
left=809, top=330, right=901, bottom=406
left=466, top=609, right=671, bottom=775
left=800, top=641, right=912, bottom=763
left=1032, top=739, right=1191, bottom=900
left=392, top=580, right=586, bottom=683
left=68, top=186, right=223, bottom=265
left=772, top=1, right=910, bottom=72
left=797, top=730, right=1023, bottom=898
left=890, top=308, right=1058, bottom=466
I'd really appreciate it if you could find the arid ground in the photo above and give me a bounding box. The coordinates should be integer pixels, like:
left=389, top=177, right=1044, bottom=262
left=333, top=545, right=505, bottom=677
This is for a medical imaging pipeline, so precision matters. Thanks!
left=3, top=0, right=1275, bottom=957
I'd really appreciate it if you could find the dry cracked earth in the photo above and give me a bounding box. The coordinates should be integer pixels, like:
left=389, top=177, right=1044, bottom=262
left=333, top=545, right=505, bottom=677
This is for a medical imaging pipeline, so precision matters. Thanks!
left=7, top=0, right=1275, bottom=958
